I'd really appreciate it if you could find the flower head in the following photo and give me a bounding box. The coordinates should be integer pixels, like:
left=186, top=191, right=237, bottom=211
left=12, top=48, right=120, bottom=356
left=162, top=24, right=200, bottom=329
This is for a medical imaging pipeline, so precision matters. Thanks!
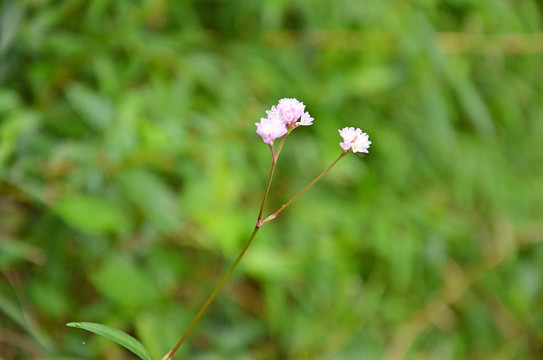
left=255, top=115, right=288, bottom=145
left=338, top=127, right=371, bottom=153
left=256, top=98, right=314, bottom=145
left=297, top=112, right=314, bottom=127
left=277, top=98, right=306, bottom=126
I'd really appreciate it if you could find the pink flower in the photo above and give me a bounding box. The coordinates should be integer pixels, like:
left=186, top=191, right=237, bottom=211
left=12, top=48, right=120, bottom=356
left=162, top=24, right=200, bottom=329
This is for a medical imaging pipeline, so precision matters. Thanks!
left=256, top=99, right=314, bottom=145
left=255, top=115, right=288, bottom=145
left=277, top=98, right=306, bottom=126
left=338, top=127, right=371, bottom=153
left=297, top=112, right=314, bottom=127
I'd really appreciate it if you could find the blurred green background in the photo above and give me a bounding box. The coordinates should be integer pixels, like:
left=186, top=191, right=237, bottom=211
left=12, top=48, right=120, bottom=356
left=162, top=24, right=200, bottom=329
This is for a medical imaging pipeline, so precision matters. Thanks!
left=1, top=0, right=543, bottom=359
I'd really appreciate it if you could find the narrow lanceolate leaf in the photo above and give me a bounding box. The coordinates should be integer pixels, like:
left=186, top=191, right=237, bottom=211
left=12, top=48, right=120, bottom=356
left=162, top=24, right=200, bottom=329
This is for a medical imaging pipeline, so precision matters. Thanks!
left=67, top=322, right=153, bottom=360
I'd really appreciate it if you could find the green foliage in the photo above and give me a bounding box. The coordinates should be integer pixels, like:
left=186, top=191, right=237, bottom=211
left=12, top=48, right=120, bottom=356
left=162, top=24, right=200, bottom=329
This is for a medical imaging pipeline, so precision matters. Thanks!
left=53, top=195, right=129, bottom=235
left=67, top=322, right=152, bottom=360
left=1, top=0, right=543, bottom=359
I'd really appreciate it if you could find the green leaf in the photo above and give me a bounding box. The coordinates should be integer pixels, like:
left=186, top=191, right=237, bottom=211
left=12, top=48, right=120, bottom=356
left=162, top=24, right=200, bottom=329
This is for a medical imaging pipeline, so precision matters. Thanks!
left=65, top=83, right=113, bottom=130
left=66, top=322, right=153, bottom=360
left=90, top=255, right=159, bottom=310
left=53, top=195, right=129, bottom=235
left=118, top=169, right=180, bottom=232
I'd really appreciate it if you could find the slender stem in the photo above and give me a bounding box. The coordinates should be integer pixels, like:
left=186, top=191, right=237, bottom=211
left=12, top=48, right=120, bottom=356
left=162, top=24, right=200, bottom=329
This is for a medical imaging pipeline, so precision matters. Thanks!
left=256, top=134, right=289, bottom=224
left=257, top=145, right=277, bottom=223
left=164, top=137, right=292, bottom=359
left=163, top=226, right=261, bottom=360
left=164, top=131, right=320, bottom=360
left=261, top=151, right=348, bottom=225
left=274, top=131, right=289, bottom=160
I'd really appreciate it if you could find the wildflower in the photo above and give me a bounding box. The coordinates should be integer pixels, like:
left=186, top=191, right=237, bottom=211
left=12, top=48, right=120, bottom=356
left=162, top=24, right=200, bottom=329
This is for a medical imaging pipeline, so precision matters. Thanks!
left=297, top=112, right=314, bottom=127
left=338, top=127, right=371, bottom=153
left=255, top=116, right=288, bottom=145
left=256, top=98, right=314, bottom=145
left=265, top=105, right=281, bottom=123
left=277, top=98, right=306, bottom=126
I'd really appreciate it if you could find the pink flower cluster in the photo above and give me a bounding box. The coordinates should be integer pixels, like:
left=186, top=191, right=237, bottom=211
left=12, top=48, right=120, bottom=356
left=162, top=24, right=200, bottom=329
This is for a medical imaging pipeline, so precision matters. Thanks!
left=255, top=99, right=371, bottom=154
left=255, top=98, right=314, bottom=145
left=338, top=127, right=371, bottom=153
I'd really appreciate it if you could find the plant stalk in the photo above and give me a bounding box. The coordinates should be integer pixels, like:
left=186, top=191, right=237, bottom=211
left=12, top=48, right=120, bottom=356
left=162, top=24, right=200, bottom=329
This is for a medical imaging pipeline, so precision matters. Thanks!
left=165, top=139, right=288, bottom=359
left=164, top=146, right=347, bottom=360
left=260, top=151, right=347, bottom=225
left=163, top=226, right=260, bottom=360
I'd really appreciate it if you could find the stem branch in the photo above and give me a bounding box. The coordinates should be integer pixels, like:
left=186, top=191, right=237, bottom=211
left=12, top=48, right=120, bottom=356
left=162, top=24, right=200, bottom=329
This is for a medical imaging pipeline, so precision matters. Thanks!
left=261, top=151, right=347, bottom=225
left=163, top=134, right=341, bottom=360
left=163, top=226, right=261, bottom=360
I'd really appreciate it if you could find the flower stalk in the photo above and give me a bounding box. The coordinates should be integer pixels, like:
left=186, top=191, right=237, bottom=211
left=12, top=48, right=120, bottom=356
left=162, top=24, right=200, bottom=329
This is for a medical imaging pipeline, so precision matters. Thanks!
left=260, top=150, right=347, bottom=225
left=163, top=98, right=370, bottom=360
left=162, top=226, right=260, bottom=360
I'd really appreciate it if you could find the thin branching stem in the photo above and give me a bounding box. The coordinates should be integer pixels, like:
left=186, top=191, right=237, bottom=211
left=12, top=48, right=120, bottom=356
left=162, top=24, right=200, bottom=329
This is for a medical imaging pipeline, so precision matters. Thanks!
left=164, top=140, right=347, bottom=360
left=165, top=137, right=290, bottom=359
left=260, top=151, right=348, bottom=225
left=257, top=145, right=277, bottom=223
left=256, top=133, right=289, bottom=224
left=274, top=131, right=290, bottom=160
left=163, top=226, right=260, bottom=360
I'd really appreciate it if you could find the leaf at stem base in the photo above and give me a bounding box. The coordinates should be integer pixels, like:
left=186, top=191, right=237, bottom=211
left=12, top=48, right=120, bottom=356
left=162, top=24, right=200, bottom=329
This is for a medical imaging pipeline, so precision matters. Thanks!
left=67, top=321, right=153, bottom=360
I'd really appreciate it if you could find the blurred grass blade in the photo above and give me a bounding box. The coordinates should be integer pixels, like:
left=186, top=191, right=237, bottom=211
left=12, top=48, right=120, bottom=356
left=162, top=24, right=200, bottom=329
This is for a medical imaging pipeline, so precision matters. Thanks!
left=0, top=236, right=45, bottom=267
left=0, top=293, right=55, bottom=352
left=65, top=83, right=113, bottom=129
left=0, top=0, right=24, bottom=55
left=67, top=322, right=153, bottom=360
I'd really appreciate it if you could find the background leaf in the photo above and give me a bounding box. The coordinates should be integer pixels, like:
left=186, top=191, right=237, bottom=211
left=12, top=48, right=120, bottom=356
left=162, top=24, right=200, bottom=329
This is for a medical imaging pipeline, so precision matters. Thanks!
left=66, top=322, right=153, bottom=360
left=53, top=195, right=129, bottom=235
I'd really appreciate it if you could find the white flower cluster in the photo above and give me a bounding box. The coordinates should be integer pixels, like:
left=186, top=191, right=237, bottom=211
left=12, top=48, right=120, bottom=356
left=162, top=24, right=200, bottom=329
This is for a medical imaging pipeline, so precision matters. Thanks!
left=338, top=127, right=371, bottom=153
left=256, top=98, right=371, bottom=154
